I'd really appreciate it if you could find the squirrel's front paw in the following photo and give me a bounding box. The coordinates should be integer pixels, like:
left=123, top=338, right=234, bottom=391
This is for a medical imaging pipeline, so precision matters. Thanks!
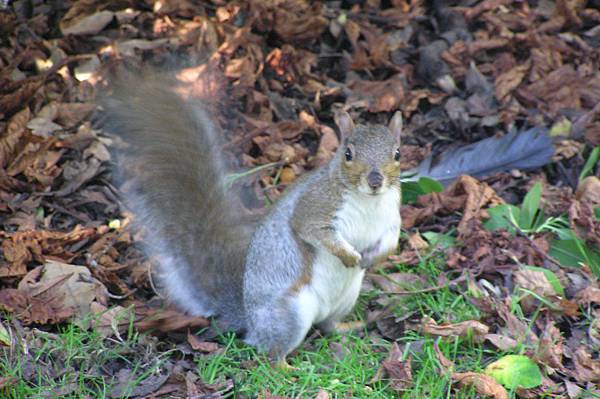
left=337, top=248, right=362, bottom=268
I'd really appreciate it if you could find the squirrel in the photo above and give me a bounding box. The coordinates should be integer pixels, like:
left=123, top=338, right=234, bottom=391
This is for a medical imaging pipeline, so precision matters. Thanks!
left=102, top=70, right=554, bottom=364
left=102, top=72, right=402, bottom=363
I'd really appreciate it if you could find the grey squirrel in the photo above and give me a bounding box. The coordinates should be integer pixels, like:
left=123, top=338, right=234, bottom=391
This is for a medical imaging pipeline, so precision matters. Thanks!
left=102, top=72, right=554, bottom=364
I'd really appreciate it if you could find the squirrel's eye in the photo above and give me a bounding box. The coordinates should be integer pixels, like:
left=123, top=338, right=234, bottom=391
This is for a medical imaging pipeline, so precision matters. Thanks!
left=345, top=147, right=353, bottom=161
left=394, top=148, right=401, bottom=161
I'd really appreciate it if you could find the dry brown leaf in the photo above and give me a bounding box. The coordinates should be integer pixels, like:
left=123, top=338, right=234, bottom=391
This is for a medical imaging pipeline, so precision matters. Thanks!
left=0, top=80, right=45, bottom=116
left=572, top=346, right=600, bottom=383
left=574, top=286, right=600, bottom=305
left=347, top=75, right=405, bottom=113
left=314, top=389, right=329, bottom=399
left=448, top=176, right=503, bottom=237
left=485, top=333, right=519, bottom=351
left=91, top=302, right=136, bottom=338
left=0, top=227, right=105, bottom=276
left=272, top=1, right=327, bottom=43
left=372, top=342, right=413, bottom=391
left=60, top=1, right=114, bottom=36
left=496, top=300, right=539, bottom=345
left=53, top=157, right=102, bottom=196
left=533, top=319, right=564, bottom=371
left=575, top=176, right=600, bottom=205
left=495, top=60, right=531, bottom=102
left=565, top=381, right=583, bottom=399
left=18, top=260, right=108, bottom=325
left=408, top=232, right=429, bottom=252
left=524, top=65, right=584, bottom=115
left=452, top=372, right=509, bottom=399
left=0, top=288, right=74, bottom=325
left=187, top=331, right=220, bottom=353
left=420, top=316, right=489, bottom=342
left=553, top=139, right=584, bottom=161
left=314, top=125, right=339, bottom=165
left=513, top=267, right=559, bottom=310
left=134, top=302, right=210, bottom=333
left=433, top=341, right=455, bottom=370
left=399, top=175, right=503, bottom=233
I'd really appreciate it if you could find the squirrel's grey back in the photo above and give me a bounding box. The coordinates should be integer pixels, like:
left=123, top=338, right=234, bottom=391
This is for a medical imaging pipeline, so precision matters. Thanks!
left=102, top=72, right=252, bottom=331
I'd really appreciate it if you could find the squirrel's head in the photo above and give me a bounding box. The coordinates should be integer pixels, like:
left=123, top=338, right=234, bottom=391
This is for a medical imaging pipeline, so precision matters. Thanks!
left=335, top=111, right=403, bottom=196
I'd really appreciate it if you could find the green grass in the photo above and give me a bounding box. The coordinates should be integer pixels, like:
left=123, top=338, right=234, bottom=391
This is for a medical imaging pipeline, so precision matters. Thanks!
left=191, top=253, right=491, bottom=398
left=0, top=314, right=168, bottom=399
left=3, top=253, right=599, bottom=398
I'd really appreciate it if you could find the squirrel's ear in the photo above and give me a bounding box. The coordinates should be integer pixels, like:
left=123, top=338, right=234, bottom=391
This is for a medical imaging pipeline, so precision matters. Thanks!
left=388, top=111, right=403, bottom=142
left=334, top=110, right=355, bottom=138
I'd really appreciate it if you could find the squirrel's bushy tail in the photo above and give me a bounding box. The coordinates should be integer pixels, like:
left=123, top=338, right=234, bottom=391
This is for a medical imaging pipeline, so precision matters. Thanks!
left=102, top=71, right=252, bottom=331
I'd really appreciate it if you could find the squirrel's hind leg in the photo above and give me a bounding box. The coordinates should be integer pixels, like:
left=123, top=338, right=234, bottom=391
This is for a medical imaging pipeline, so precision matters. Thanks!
left=244, top=296, right=315, bottom=362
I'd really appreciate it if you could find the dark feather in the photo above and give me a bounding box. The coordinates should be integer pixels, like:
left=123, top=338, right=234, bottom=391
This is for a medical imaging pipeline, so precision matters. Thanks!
left=406, top=127, right=554, bottom=185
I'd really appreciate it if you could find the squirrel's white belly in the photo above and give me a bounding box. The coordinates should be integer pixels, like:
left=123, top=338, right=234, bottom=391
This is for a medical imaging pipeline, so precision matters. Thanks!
left=295, top=188, right=401, bottom=327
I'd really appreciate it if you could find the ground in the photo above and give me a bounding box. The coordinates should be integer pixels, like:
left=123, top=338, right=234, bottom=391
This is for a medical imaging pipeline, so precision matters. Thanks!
left=1, top=0, right=600, bottom=398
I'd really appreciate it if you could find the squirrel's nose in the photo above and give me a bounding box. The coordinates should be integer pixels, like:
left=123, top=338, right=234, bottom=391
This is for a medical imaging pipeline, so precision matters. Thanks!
left=367, top=170, right=383, bottom=189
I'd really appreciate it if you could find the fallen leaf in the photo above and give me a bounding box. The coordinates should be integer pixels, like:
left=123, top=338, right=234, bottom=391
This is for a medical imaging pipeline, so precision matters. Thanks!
left=272, top=1, right=327, bottom=43
left=60, top=8, right=114, bottom=36
left=575, top=176, right=600, bottom=205
left=0, top=321, right=11, bottom=346
left=187, top=331, right=220, bottom=353
left=408, top=232, right=429, bottom=252
left=372, top=342, right=413, bottom=391
left=420, top=316, right=489, bottom=342
left=495, top=61, right=531, bottom=102
left=452, top=372, right=509, bottom=399
left=314, top=389, right=329, bottom=399
left=574, top=286, right=600, bottom=305
left=0, top=288, right=74, bottom=325
left=565, top=380, right=583, bottom=399
left=485, top=334, right=519, bottom=351
left=514, top=266, right=564, bottom=297
left=134, top=302, right=210, bottom=333
left=485, top=355, right=542, bottom=389
left=347, top=75, right=405, bottom=112
left=109, top=363, right=172, bottom=399
left=18, top=260, right=108, bottom=326
left=572, top=346, right=600, bottom=383
left=91, top=302, right=136, bottom=338
left=533, top=319, right=564, bottom=371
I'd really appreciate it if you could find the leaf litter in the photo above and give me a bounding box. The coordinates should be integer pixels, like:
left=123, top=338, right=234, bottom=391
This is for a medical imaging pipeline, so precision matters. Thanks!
left=1, top=0, right=600, bottom=397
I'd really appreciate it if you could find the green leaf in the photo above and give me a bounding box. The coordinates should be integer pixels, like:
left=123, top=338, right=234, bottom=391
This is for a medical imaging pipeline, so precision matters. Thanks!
left=579, top=146, right=600, bottom=181
left=0, top=321, right=10, bottom=347
left=523, top=265, right=565, bottom=296
left=483, top=204, right=520, bottom=233
left=401, top=178, right=444, bottom=204
left=550, top=237, right=600, bottom=277
left=519, top=182, right=542, bottom=230
left=550, top=238, right=586, bottom=268
left=108, top=219, right=121, bottom=230
left=401, top=181, right=423, bottom=204
left=485, top=355, right=542, bottom=389
left=594, top=206, right=600, bottom=221
left=422, top=231, right=456, bottom=249
left=548, top=117, right=571, bottom=137
left=417, top=177, right=444, bottom=194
